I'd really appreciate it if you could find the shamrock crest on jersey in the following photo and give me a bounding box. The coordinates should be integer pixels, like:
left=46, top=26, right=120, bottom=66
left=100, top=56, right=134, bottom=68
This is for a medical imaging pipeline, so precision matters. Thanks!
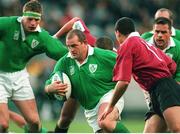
left=69, top=65, right=75, bottom=75
left=13, top=31, right=20, bottom=40
left=31, top=39, right=39, bottom=48
left=89, top=64, right=97, bottom=73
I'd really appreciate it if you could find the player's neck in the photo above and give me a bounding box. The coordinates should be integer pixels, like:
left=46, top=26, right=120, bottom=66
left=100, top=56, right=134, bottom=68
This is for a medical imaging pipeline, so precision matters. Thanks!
left=78, top=46, right=88, bottom=64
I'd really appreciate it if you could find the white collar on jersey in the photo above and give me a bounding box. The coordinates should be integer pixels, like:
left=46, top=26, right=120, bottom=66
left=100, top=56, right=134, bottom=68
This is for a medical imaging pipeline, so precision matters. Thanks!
left=67, top=45, right=94, bottom=67
left=17, top=17, right=41, bottom=41
left=149, top=36, right=175, bottom=52
left=120, top=32, right=140, bottom=46
left=128, top=32, right=140, bottom=38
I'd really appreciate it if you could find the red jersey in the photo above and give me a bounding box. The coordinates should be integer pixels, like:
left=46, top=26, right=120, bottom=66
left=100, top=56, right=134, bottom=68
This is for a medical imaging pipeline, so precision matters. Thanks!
left=72, top=18, right=96, bottom=46
left=113, top=32, right=176, bottom=91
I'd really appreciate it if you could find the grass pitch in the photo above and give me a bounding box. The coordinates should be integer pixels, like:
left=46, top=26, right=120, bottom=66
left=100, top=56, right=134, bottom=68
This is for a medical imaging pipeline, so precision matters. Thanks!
left=9, top=118, right=144, bottom=133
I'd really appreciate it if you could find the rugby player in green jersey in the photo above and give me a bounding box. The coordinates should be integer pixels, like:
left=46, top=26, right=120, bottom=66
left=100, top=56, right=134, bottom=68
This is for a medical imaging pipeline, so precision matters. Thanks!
left=45, top=29, right=129, bottom=133
left=143, top=17, right=180, bottom=132
left=141, top=8, right=180, bottom=133
left=0, top=0, right=67, bottom=132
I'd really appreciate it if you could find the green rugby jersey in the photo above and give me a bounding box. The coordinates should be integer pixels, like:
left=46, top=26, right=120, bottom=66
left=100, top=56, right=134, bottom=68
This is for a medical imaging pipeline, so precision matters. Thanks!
left=0, top=16, right=68, bottom=72
left=145, top=36, right=180, bottom=82
left=46, top=46, right=117, bottom=110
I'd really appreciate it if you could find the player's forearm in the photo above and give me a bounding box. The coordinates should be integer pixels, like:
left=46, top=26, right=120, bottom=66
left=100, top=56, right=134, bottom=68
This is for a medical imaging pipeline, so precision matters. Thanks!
left=110, top=81, right=129, bottom=107
left=54, top=28, right=68, bottom=38
left=54, top=17, right=79, bottom=38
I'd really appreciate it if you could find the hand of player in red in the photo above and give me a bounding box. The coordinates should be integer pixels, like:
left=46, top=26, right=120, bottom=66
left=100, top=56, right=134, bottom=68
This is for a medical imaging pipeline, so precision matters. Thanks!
left=98, top=105, right=114, bottom=121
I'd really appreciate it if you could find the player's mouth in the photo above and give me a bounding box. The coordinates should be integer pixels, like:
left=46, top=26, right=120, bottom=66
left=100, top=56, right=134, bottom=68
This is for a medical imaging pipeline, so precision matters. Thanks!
left=28, top=27, right=36, bottom=31
left=71, top=53, right=77, bottom=56
left=156, top=40, right=164, bottom=44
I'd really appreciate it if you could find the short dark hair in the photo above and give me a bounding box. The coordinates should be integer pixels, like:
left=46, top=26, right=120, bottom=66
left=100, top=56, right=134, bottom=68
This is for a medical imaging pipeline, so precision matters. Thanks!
left=115, top=17, right=135, bottom=35
left=96, top=36, right=114, bottom=50
left=23, top=0, right=42, bottom=14
left=66, top=29, right=86, bottom=43
left=154, top=17, right=172, bottom=30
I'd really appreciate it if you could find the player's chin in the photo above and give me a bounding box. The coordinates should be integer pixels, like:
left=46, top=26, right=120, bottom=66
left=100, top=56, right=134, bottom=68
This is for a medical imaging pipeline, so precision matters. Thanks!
left=71, top=55, right=78, bottom=59
left=27, top=28, right=36, bottom=32
left=156, top=42, right=164, bottom=47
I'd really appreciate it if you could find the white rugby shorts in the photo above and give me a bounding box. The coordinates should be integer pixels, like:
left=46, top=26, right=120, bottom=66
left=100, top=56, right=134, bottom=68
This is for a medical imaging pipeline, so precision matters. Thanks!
left=84, top=89, right=124, bottom=132
left=0, top=69, right=35, bottom=103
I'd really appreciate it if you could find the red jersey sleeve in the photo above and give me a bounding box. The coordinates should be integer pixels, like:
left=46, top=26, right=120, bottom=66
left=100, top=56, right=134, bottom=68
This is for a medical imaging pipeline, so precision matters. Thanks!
left=113, top=43, right=133, bottom=82
left=72, top=18, right=96, bottom=46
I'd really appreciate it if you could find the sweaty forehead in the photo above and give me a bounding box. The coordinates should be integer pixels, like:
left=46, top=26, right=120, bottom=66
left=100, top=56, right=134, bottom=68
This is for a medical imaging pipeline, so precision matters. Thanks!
left=66, top=35, right=79, bottom=44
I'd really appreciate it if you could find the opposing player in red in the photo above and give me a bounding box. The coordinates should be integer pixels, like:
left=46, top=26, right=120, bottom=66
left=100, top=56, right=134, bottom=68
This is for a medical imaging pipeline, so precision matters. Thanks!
left=99, top=17, right=180, bottom=133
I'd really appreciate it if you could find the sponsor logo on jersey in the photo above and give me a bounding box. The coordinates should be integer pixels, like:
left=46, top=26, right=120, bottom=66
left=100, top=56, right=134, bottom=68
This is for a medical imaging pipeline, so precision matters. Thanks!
left=89, top=64, right=97, bottom=73
left=69, top=65, right=75, bottom=75
left=13, top=31, right=20, bottom=40
left=31, top=39, right=39, bottom=48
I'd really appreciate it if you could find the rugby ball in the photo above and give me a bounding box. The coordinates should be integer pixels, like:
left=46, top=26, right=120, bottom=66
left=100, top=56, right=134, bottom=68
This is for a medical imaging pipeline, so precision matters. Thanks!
left=51, top=71, right=71, bottom=101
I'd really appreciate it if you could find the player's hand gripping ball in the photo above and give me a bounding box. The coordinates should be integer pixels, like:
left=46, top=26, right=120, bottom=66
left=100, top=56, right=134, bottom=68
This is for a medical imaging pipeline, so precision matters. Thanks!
left=51, top=71, right=71, bottom=101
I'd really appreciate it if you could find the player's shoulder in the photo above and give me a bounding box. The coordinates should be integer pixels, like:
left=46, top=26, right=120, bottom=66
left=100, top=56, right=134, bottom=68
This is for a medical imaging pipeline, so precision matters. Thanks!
left=0, top=16, right=18, bottom=23
left=94, top=47, right=117, bottom=59
left=94, top=47, right=116, bottom=54
left=38, top=28, right=56, bottom=41
left=175, top=28, right=180, bottom=33
left=141, top=31, right=153, bottom=39
left=173, top=38, right=180, bottom=47
left=175, top=29, right=180, bottom=40
left=56, top=53, right=72, bottom=63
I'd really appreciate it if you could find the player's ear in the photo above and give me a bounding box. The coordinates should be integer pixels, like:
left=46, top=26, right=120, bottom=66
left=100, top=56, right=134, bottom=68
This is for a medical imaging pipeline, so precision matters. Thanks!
left=115, top=30, right=120, bottom=37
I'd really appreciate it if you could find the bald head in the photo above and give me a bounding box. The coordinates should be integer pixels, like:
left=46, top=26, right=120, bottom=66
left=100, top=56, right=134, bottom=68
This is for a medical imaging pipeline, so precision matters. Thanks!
left=155, top=8, right=174, bottom=24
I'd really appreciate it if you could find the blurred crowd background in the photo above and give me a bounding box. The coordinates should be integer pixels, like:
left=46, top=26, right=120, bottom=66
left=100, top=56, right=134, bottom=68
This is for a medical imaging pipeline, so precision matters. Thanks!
left=1, top=0, right=179, bottom=120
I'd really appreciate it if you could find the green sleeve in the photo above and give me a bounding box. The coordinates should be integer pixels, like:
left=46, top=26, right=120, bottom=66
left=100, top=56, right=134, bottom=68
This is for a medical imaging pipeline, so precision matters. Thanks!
left=175, top=29, right=180, bottom=41
left=40, top=30, right=68, bottom=60
left=173, top=39, right=180, bottom=81
left=174, top=60, right=180, bottom=82
left=169, top=38, right=180, bottom=82
left=0, top=17, right=13, bottom=36
left=141, top=31, right=153, bottom=39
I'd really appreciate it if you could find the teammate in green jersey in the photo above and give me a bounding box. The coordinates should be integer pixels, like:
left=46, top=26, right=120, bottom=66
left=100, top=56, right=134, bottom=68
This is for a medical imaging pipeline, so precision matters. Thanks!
left=45, top=29, right=129, bottom=133
left=141, top=8, right=180, bottom=41
left=0, top=0, right=67, bottom=132
left=143, top=17, right=180, bottom=133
